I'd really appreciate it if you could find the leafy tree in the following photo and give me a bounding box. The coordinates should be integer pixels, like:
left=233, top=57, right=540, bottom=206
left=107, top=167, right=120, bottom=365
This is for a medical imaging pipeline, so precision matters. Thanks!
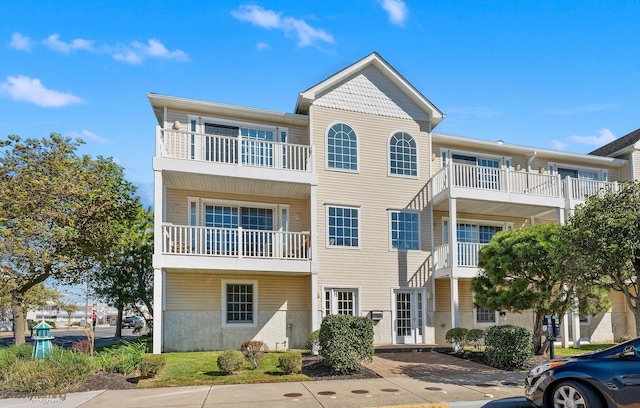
left=471, top=224, right=609, bottom=354
left=565, top=181, right=640, bottom=336
left=1, top=283, right=62, bottom=319
left=0, top=134, right=137, bottom=345
left=92, top=205, right=153, bottom=338
left=56, top=300, right=79, bottom=327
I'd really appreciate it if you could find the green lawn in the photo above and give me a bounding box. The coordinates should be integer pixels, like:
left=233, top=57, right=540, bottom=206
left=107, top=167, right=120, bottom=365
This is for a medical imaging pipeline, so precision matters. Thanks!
left=139, top=351, right=310, bottom=388
left=551, top=343, right=616, bottom=357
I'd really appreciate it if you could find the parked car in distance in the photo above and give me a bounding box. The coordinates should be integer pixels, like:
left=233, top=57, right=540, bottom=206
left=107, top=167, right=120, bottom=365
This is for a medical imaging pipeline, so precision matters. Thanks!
left=122, top=316, right=143, bottom=329
left=525, top=336, right=640, bottom=408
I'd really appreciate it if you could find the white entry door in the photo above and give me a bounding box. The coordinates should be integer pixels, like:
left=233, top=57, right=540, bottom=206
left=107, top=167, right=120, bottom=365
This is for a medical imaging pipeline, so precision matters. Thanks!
left=394, top=289, right=424, bottom=344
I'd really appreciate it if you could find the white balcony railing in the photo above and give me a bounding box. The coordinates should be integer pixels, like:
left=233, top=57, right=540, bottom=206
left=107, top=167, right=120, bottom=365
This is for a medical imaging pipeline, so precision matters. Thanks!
left=162, top=224, right=311, bottom=260
left=158, top=128, right=313, bottom=172
left=431, top=163, right=616, bottom=201
left=434, top=242, right=487, bottom=270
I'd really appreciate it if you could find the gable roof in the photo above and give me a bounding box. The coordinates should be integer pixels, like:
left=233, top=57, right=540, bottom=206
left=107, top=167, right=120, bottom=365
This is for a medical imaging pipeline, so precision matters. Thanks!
left=294, top=52, right=445, bottom=128
left=590, top=127, right=640, bottom=157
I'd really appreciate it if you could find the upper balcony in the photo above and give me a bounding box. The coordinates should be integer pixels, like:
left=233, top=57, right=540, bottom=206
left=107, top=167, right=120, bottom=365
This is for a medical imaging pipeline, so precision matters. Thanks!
left=431, top=163, right=617, bottom=216
left=153, top=126, right=317, bottom=189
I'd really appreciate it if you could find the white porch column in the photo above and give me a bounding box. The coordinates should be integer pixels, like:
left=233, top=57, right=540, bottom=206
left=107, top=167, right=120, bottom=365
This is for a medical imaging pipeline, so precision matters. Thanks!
left=153, top=268, right=164, bottom=354
left=450, top=277, right=460, bottom=328
left=310, top=184, right=319, bottom=330
left=557, top=207, right=565, bottom=225
left=449, top=197, right=459, bottom=328
left=561, top=313, right=570, bottom=348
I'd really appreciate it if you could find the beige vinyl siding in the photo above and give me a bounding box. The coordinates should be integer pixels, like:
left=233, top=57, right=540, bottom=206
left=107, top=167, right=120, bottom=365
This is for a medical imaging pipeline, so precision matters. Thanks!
left=435, top=279, right=451, bottom=312
left=311, top=105, right=434, bottom=313
left=633, top=151, right=640, bottom=181
left=608, top=290, right=628, bottom=313
left=164, top=188, right=310, bottom=232
left=458, top=279, right=474, bottom=312
left=165, top=272, right=310, bottom=311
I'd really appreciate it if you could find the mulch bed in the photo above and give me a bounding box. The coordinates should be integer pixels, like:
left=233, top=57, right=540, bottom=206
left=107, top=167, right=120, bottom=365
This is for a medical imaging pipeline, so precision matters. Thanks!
left=301, top=355, right=381, bottom=381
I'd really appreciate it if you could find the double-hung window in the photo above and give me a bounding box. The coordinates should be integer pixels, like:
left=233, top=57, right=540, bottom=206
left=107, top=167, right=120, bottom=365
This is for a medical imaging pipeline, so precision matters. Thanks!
left=222, top=280, right=257, bottom=327
left=390, top=211, right=420, bottom=250
left=327, top=123, right=357, bottom=170
left=475, top=307, right=496, bottom=324
left=327, top=206, right=359, bottom=247
left=324, top=288, right=358, bottom=316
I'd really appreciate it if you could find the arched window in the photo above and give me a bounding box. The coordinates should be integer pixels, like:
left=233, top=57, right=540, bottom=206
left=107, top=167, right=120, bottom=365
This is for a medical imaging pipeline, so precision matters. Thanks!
left=327, top=123, right=357, bottom=170
left=389, top=132, right=417, bottom=176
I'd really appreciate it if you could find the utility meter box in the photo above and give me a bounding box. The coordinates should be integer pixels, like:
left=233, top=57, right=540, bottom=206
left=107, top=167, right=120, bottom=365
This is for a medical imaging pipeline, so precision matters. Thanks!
left=370, top=311, right=383, bottom=320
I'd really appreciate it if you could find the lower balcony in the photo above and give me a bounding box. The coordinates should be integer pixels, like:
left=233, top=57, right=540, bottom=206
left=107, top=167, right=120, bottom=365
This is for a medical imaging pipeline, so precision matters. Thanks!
left=433, top=242, right=486, bottom=278
left=159, top=224, right=313, bottom=273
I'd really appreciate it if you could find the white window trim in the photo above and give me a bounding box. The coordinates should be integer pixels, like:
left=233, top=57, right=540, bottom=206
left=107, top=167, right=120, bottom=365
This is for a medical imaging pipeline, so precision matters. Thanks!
left=325, top=204, right=361, bottom=249
left=192, top=114, right=288, bottom=141
left=473, top=306, right=497, bottom=326
left=187, top=197, right=199, bottom=226
left=548, top=162, right=607, bottom=180
left=387, top=130, right=419, bottom=179
left=442, top=217, right=513, bottom=243
left=325, top=122, right=360, bottom=173
left=441, top=148, right=509, bottom=163
left=221, top=279, right=258, bottom=328
left=197, top=198, right=289, bottom=230
left=388, top=209, right=421, bottom=251
left=322, top=286, right=361, bottom=317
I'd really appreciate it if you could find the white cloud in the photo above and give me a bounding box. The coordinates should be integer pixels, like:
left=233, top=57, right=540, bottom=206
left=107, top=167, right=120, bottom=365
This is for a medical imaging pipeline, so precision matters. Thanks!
left=9, top=32, right=33, bottom=51
left=231, top=5, right=334, bottom=48
left=550, top=140, right=568, bottom=150
left=379, top=0, right=409, bottom=26
left=43, top=34, right=94, bottom=53
left=67, top=130, right=113, bottom=144
left=256, top=42, right=270, bottom=50
left=568, top=128, right=616, bottom=146
left=231, top=5, right=282, bottom=29
left=546, top=104, right=616, bottom=115
left=111, top=39, right=188, bottom=65
left=445, top=106, right=500, bottom=118
left=0, top=75, right=84, bottom=107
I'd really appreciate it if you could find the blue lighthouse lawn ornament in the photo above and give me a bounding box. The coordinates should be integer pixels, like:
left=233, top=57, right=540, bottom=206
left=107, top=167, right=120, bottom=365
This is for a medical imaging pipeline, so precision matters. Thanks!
left=32, top=320, right=54, bottom=360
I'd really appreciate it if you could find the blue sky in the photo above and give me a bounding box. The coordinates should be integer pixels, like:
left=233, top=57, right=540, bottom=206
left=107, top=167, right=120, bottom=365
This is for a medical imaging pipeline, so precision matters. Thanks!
left=2, top=0, right=639, bottom=208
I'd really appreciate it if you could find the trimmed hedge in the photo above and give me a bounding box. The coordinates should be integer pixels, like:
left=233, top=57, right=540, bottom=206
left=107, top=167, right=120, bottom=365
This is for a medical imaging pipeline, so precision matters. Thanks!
left=319, top=314, right=374, bottom=373
left=445, top=327, right=468, bottom=352
left=484, top=325, right=533, bottom=370
left=217, top=350, right=244, bottom=374
left=465, top=329, right=485, bottom=349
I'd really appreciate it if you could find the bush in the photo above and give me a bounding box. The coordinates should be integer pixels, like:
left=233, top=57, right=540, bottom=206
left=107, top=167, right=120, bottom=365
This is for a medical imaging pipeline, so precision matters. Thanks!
left=45, top=320, right=56, bottom=329
left=306, top=330, right=320, bottom=353
left=71, top=339, right=93, bottom=354
left=139, top=354, right=166, bottom=378
left=0, top=346, right=94, bottom=397
left=277, top=351, right=302, bottom=374
left=217, top=350, right=244, bottom=374
left=465, top=329, right=485, bottom=349
left=319, top=314, right=374, bottom=373
left=618, top=333, right=634, bottom=343
left=241, top=340, right=268, bottom=369
left=96, top=341, right=146, bottom=375
left=445, top=328, right=469, bottom=353
left=484, top=325, right=533, bottom=370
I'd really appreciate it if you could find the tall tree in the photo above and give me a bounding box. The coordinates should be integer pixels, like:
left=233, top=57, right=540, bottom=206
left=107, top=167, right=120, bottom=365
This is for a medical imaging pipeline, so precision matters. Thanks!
left=56, top=300, right=79, bottom=327
left=0, top=134, right=137, bottom=345
left=566, top=180, right=640, bottom=336
left=92, top=205, right=154, bottom=339
left=471, top=224, right=609, bottom=354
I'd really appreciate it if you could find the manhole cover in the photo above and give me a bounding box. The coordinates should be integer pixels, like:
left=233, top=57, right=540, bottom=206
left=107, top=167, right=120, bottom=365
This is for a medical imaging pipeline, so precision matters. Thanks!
left=425, top=387, right=442, bottom=391
left=284, top=393, right=303, bottom=398
left=381, top=389, right=399, bottom=393
left=475, top=383, right=494, bottom=387
left=351, top=390, right=369, bottom=394
left=318, top=391, right=336, bottom=396
left=502, top=381, right=519, bottom=386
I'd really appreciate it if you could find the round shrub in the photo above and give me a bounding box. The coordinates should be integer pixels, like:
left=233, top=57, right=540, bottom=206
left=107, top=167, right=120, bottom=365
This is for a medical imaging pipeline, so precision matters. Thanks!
left=306, top=330, right=320, bottom=353
left=445, top=327, right=469, bottom=352
left=465, top=329, right=485, bottom=349
left=217, top=350, right=244, bottom=374
left=277, top=351, right=302, bottom=374
left=484, top=325, right=533, bottom=370
left=319, top=314, right=374, bottom=373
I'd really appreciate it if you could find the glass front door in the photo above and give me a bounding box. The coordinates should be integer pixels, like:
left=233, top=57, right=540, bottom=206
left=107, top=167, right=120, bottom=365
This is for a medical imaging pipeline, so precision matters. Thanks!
left=394, top=290, right=424, bottom=344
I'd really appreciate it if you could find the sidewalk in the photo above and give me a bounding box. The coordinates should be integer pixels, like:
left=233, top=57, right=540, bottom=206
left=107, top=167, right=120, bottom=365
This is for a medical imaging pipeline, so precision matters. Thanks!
left=1, top=352, right=533, bottom=408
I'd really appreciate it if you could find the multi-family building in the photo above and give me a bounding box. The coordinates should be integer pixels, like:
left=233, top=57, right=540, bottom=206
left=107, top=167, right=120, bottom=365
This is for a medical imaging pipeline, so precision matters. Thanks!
left=149, top=52, right=638, bottom=353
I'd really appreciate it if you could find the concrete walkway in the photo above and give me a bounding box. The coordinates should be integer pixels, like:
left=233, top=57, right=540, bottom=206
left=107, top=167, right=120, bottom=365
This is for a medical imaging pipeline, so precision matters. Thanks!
left=1, top=352, right=534, bottom=408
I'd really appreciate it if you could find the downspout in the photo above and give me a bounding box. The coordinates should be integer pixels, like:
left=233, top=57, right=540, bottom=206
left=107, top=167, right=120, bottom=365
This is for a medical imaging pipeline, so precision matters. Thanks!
left=527, top=151, right=537, bottom=172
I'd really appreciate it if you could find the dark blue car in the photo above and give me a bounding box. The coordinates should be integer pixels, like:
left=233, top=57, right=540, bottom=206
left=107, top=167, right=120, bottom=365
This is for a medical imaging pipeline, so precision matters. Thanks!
left=525, top=336, right=640, bottom=408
